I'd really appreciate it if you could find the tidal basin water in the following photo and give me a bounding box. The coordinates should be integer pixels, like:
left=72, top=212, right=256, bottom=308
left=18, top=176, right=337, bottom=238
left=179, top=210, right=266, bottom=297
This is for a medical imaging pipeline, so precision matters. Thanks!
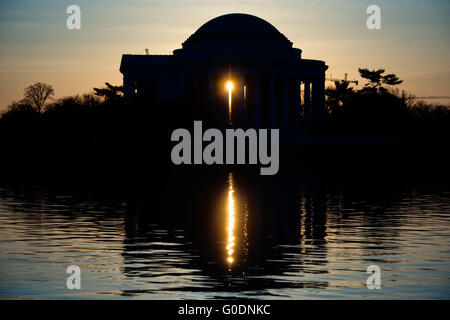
left=0, top=167, right=449, bottom=299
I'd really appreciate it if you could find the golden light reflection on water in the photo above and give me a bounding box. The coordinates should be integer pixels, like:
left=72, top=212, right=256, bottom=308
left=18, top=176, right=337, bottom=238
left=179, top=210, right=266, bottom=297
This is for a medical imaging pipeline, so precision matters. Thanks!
left=226, top=172, right=235, bottom=266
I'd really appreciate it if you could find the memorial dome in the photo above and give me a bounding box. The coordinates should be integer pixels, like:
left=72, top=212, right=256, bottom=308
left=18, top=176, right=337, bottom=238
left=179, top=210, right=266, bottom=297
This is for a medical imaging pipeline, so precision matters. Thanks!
left=181, top=13, right=293, bottom=50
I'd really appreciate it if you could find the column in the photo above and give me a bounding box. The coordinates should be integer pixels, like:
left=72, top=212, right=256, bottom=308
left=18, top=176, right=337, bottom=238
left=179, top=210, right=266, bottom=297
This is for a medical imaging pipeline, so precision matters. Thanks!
left=175, top=74, right=184, bottom=101
left=123, top=74, right=136, bottom=104
left=293, top=79, right=301, bottom=126
left=225, top=77, right=231, bottom=125
left=282, top=77, right=289, bottom=128
left=254, top=76, right=262, bottom=128
left=269, top=77, right=278, bottom=128
left=194, top=74, right=199, bottom=89
left=312, top=79, right=325, bottom=120
left=144, top=78, right=151, bottom=98
left=157, top=75, right=168, bottom=104
left=237, top=76, right=246, bottom=126
left=208, top=76, right=215, bottom=111
left=304, top=80, right=311, bottom=124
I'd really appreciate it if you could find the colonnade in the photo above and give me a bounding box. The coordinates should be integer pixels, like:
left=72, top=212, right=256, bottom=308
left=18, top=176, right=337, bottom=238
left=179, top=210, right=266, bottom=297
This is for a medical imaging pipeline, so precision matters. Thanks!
left=123, top=72, right=326, bottom=128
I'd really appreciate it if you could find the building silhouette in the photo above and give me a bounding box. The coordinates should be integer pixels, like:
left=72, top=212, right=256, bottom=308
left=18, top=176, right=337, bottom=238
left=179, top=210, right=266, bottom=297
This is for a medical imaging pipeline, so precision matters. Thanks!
left=120, top=13, right=328, bottom=132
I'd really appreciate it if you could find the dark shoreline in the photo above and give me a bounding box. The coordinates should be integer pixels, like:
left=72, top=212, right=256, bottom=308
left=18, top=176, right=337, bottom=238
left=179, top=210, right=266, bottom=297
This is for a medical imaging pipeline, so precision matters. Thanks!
left=1, top=136, right=447, bottom=190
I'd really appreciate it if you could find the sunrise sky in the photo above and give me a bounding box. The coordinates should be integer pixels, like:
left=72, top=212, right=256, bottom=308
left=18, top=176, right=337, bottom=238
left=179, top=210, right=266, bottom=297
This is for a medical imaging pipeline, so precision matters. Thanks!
left=0, top=0, right=449, bottom=110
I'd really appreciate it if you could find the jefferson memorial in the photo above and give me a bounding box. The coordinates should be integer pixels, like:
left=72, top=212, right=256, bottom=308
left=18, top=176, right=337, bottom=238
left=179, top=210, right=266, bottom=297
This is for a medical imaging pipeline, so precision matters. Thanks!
left=120, top=13, right=328, bottom=131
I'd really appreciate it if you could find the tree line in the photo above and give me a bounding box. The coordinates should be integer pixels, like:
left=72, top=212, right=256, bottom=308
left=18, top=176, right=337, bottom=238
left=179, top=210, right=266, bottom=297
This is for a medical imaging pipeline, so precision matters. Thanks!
left=1, top=68, right=448, bottom=138
left=320, top=68, right=449, bottom=137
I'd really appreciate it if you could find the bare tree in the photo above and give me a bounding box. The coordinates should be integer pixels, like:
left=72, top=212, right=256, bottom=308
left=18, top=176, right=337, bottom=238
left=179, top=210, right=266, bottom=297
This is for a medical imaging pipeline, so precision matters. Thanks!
left=23, top=82, right=55, bottom=113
